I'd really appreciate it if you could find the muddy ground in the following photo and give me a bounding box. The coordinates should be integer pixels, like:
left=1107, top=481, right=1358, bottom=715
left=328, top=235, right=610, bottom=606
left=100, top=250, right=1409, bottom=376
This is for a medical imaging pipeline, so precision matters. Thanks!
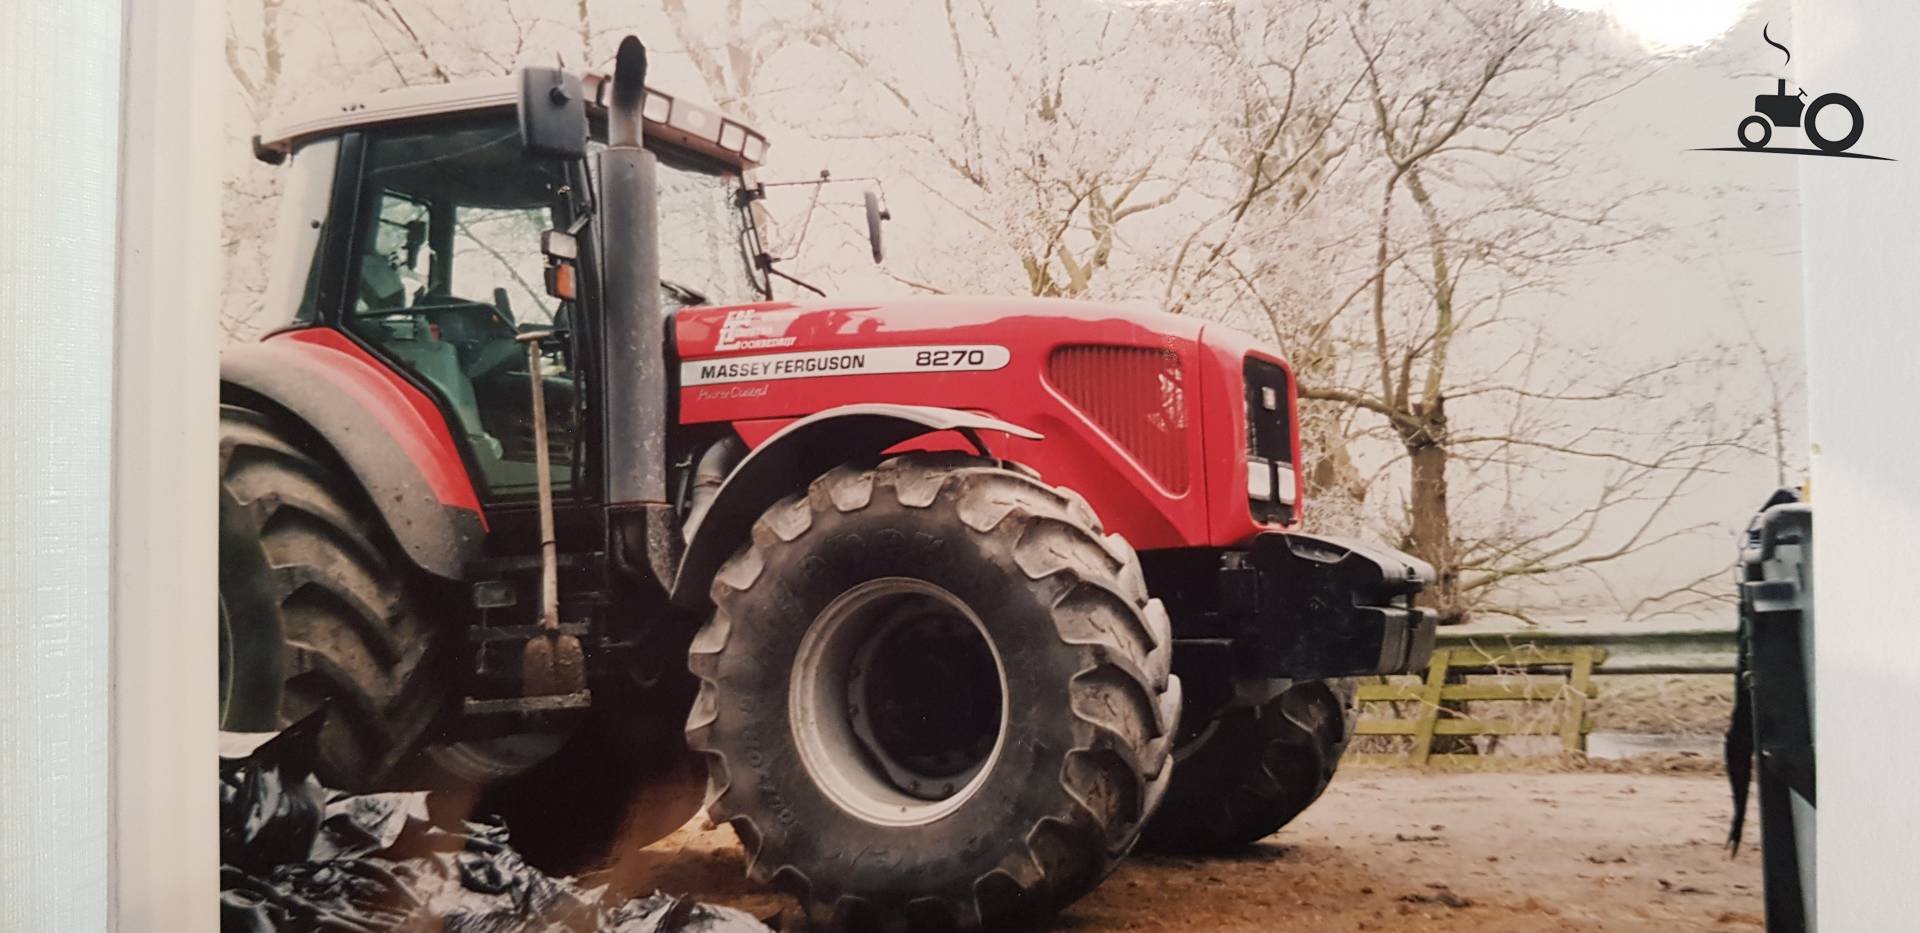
left=603, top=768, right=1762, bottom=931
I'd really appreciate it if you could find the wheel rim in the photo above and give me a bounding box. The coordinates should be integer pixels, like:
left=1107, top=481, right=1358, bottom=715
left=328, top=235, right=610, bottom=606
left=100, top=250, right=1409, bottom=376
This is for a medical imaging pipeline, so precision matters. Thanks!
left=790, top=577, right=1008, bottom=827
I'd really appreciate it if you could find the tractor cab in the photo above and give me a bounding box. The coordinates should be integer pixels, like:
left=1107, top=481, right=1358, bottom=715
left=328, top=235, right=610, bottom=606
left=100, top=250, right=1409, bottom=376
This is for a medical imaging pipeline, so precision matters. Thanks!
left=255, top=74, right=768, bottom=508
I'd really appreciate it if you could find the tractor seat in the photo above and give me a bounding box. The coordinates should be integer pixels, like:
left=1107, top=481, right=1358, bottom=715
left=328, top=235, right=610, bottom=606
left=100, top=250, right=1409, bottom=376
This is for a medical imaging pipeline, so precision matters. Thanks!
left=378, top=317, right=500, bottom=461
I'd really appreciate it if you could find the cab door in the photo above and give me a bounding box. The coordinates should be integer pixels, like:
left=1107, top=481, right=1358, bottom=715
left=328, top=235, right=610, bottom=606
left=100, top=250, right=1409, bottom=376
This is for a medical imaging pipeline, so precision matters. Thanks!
left=335, top=117, right=594, bottom=523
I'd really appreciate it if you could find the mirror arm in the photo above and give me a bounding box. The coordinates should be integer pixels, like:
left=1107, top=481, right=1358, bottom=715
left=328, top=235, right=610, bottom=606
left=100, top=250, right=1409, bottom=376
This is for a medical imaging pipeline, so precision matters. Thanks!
left=755, top=252, right=826, bottom=298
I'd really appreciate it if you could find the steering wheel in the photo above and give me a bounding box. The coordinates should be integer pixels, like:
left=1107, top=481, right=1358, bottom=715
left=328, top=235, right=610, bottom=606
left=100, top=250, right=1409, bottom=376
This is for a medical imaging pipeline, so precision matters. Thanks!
left=470, top=287, right=538, bottom=381
left=396, top=298, right=521, bottom=382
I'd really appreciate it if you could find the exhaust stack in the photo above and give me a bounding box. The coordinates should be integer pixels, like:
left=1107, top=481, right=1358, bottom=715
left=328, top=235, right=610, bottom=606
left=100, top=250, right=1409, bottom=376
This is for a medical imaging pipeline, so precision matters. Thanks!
left=597, top=36, right=680, bottom=586
left=608, top=36, right=646, bottom=149
left=598, top=36, right=668, bottom=509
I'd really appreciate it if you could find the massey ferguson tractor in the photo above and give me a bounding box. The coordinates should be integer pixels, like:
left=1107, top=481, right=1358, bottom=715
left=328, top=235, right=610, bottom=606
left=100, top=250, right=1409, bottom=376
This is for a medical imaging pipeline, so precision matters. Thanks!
left=220, top=38, right=1433, bottom=930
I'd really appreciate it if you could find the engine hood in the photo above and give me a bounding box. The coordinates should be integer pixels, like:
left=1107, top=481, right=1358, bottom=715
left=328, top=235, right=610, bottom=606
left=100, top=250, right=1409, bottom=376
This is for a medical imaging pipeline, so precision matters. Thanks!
left=670, top=293, right=1294, bottom=552
left=673, top=295, right=1209, bottom=358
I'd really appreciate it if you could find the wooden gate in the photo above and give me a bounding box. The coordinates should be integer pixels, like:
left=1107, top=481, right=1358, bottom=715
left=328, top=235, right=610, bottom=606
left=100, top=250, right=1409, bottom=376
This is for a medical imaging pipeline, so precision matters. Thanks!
left=1351, top=645, right=1607, bottom=767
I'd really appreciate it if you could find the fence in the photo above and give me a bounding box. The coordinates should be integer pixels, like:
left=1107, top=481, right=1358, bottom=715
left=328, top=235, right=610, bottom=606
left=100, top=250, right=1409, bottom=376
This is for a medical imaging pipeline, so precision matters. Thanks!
left=1350, top=627, right=1736, bottom=767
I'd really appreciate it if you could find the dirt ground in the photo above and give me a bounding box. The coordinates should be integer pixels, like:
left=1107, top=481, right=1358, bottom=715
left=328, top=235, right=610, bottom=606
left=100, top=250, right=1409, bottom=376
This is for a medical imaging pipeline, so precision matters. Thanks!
left=605, top=769, right=1762, bottom=931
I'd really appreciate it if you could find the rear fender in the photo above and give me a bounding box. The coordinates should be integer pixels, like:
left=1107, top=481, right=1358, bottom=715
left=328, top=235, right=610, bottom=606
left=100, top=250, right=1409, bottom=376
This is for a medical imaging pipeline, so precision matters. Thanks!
left=221, top=329, right=485, bottom=580
left=670, top=403, right=1041, bottom=607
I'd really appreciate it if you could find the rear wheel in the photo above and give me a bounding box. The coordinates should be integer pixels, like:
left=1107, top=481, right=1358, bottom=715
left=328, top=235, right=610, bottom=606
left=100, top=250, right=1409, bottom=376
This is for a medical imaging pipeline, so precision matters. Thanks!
left=687, top=453, right=1180, bottom=931
left=218, top=403, right=448, bottom=789
left=1806, top=92, right=1864, bottom=153
left=1141, top=679, right=1357, bottom=853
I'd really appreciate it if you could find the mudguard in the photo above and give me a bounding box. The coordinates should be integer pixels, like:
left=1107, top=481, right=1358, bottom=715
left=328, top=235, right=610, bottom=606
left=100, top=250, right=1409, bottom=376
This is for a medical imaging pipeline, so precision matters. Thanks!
left=671, top=403, right=1042, bottom=607
left=221, top=329, right=486, bottom=580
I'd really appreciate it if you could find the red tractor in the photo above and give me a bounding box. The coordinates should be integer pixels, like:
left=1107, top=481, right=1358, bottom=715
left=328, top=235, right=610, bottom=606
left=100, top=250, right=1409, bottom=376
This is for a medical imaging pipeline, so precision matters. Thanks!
left=220, top=39, right=1433, bottom=930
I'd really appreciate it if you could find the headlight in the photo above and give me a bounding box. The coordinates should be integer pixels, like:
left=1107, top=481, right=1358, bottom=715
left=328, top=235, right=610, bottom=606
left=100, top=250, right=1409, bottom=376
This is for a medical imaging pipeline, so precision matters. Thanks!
left=1248, top=458, right=1298, bottom=505
left=1248, top=458, right=1274, bottom=501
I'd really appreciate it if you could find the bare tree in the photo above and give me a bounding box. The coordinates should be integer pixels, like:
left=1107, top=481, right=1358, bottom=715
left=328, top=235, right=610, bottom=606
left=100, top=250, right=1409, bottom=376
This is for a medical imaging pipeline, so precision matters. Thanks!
left=1257, top=0, right=1759, bottom=622
left=742, top=0, right=1214, bottom=300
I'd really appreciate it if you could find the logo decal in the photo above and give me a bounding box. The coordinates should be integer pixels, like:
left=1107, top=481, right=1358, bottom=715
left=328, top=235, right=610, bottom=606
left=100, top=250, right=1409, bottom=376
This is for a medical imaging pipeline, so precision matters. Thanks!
left=681, top=345, right=1011, bottom=387
left=1694, top=23, right=1891, bottom=161
left=714, top=309, right=799, bottom=351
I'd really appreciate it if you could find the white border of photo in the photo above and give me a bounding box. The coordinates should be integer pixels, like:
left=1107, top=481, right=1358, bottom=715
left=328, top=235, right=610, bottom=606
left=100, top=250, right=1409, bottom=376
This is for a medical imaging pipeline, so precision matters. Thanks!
left=111, top=0, right=223, bottom=928
left=32, top=0, right=1920, bottom=928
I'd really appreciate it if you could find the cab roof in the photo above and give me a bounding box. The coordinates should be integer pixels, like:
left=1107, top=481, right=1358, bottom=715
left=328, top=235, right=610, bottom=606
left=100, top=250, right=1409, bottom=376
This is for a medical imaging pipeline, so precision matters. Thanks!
left=257, top=72, right=768, bottom=170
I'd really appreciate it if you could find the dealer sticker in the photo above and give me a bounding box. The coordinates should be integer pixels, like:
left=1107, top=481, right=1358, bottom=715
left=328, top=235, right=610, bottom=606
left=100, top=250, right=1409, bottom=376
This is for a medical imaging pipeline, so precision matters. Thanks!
left=681, top=345, right=1012, bottom=386
left=712, top=308, right=799, bottom=351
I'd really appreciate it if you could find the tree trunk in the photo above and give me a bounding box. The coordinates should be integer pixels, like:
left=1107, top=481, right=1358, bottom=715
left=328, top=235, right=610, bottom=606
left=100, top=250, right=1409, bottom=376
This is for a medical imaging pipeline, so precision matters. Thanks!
left=1403, top=399, right=1461, bottom=624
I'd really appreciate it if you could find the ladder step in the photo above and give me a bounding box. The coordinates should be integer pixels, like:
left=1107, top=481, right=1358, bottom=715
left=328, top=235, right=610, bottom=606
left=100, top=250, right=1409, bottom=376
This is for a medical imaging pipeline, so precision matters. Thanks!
left=467, top=623, right=592, bottom=643
left=468, top=552, right=599, bottom=575
left=462, top=691, right=593, bottom=715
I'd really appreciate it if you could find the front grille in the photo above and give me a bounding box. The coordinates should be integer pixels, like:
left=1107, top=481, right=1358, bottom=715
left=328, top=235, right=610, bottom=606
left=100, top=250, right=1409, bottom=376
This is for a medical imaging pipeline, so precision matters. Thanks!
left=1245, top=356, right=1295, bottom=524
left=1047, top=345, right=1189, bottom=492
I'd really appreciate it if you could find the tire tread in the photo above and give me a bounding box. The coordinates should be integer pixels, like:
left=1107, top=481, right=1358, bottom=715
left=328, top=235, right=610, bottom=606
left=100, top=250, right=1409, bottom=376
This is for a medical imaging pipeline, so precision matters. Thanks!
left=219, top=403, right=442, bottom=787
left=686, top=453, right=1178, bottom=931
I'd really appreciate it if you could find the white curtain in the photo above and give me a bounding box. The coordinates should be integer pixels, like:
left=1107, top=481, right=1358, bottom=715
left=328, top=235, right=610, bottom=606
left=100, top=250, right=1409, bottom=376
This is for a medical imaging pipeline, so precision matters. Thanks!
left=0, top=1, right=123, bottom=928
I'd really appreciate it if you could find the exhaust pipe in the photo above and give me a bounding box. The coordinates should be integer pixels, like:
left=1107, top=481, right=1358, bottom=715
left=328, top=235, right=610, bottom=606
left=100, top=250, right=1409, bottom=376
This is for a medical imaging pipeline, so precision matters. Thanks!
left=597, top=36, right=681, bottom=585
left=600, top=36, right=665, bottom=505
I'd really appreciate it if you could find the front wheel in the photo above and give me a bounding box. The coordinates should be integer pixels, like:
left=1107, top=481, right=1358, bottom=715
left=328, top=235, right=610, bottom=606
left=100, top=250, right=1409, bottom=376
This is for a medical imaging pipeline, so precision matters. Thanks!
left=686, top=453, right=1180, bottom=931
left=1140, top=679, right=1357, bottom=853
left=1739, top=115, right=1772, bottom=150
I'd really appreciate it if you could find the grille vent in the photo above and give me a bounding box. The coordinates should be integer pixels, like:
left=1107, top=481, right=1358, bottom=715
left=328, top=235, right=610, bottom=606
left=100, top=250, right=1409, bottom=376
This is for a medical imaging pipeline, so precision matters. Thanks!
left=1046, top=344, right=1189, bottom=492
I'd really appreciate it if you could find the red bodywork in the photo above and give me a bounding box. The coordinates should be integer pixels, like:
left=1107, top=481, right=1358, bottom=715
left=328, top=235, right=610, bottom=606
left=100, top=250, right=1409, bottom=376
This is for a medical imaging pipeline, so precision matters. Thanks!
left=675, top=296, right=1301, bottom=551
left=262, top=328, right=487, bottom=521
left=260, top=297, right=1302, bottom=553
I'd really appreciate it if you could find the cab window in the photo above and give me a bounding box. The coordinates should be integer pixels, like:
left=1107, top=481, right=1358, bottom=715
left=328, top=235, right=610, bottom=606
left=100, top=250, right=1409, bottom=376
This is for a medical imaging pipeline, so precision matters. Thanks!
left=346, top=120, right=582, bottom=501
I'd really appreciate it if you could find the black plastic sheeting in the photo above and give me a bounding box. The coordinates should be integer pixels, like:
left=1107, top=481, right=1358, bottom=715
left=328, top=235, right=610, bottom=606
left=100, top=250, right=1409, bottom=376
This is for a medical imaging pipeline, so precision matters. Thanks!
left=219, top=716, right=769, bottom=933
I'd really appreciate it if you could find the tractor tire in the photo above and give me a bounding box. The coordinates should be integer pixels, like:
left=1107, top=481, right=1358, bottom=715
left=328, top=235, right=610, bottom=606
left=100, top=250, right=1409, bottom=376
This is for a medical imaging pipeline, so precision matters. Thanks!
left=686, top=452, right=1180, bottom=932
left=1140, top=678, right=1357, bottom=853
left=218, top=403, right=447, bottom=789
left=1806, top=92, right=1864, bottom=153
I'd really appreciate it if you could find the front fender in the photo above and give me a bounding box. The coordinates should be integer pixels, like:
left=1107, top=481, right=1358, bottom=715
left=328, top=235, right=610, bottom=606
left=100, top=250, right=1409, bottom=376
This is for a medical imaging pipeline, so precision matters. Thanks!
left=671, top=403, right=1041, bottom=607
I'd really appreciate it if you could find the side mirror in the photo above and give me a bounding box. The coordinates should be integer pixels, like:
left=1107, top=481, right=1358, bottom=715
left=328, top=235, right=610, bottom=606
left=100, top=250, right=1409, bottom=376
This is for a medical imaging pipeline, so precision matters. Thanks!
left=864, top=189, right=891, bottom=264
left=518, top=68, right=588, bottom=159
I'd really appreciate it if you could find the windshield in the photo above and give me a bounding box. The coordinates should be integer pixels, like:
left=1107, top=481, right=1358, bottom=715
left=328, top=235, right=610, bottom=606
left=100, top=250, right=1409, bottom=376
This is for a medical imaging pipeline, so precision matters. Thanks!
left=585, top=134, right=763, bottom=309
left=356, top=113, right=767, bottom=316
left=652, top=150, right=763, bottom=308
